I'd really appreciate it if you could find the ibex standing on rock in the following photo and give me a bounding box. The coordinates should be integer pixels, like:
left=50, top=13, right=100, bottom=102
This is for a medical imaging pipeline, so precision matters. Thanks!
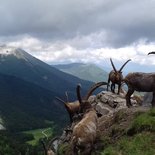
left=56, top=82, right=107, bottom=123
left=107, top=58, right=131, bottom=94
left=124, top=72, right=155, bottom=107
left=71, top=83, right=108, bottom=155
left=123, top=52, right=155, bottom=108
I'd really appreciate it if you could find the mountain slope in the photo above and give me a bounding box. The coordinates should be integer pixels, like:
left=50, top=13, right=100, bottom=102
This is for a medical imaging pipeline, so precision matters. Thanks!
left=0, top=46, right=93, bottom=96
left=0, top=73, right=68, bottom=132
left=54, top=63, right=108, bottom=82
left=0, top=45, right=95, bottom=132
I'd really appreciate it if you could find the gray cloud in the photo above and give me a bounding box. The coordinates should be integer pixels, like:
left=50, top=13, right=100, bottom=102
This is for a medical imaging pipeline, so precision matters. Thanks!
left=0, top=0, right=155, bottom=48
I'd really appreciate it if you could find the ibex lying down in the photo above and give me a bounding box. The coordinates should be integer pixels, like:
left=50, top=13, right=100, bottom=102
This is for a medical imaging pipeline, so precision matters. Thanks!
left=56, top=82, right=107, bottom=123
left=71, top=83, right=104, bottom=155
left=107, top=58, right=131, bottom=94
left=124, top=72, right=155, bottom=107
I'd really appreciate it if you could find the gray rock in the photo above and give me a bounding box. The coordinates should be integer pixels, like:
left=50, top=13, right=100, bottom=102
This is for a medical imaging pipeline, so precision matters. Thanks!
left=94, top=91, right=139, bottom=115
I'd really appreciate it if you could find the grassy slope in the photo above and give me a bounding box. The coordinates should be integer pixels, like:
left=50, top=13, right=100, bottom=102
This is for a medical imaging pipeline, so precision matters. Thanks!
left=57, top=108, right=155, bottom=155
left=0, top=73, right=69, bottom=132
left=24, top=127, right=54, bottom=146
left=100, top=108, right=155, bottom=155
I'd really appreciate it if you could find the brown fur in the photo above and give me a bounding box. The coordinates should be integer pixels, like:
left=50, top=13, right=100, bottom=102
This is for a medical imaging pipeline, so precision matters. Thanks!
left=107, top=70, right=123, bottom=94
left=56, top=82, right=107, bottom=123
left=47, top=150, right=55, bottom=155
left=71, top=109, right=97, bottom=155
left=71, top=84, right=99, bottom=155
left=124, top=72, right=155, bottom=107
left=107, top=58, right=131, bottom=94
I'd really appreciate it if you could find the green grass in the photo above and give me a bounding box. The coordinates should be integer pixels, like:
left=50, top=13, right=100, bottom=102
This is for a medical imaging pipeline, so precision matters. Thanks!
left=101, top=108, right=155, bottom=155
left=129, top=108, right=155, bottom=134
left=57, top=143, right=71, bottom=155
left=23, top=127, right=54, bottom=146
left=101, top=132, right=155, bottom=155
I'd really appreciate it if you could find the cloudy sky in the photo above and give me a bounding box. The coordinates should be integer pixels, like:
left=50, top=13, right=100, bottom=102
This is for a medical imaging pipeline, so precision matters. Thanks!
left=1, top=0, right=155, bottom=71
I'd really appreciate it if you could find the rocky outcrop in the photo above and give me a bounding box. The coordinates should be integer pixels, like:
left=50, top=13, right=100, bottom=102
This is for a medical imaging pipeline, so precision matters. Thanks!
left=91, top=91, right=139, bottom=116
left=54, top=91, right=146, bottom=155
left=142, top=92, right=152, bottom=106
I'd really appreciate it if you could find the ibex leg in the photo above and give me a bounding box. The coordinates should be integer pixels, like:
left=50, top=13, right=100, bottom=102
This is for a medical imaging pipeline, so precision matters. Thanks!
left=117, top=84, right=121, bottom=94
left=126, top=88, right=134, bottom=107
left=111, top=83, right=115, bottom=93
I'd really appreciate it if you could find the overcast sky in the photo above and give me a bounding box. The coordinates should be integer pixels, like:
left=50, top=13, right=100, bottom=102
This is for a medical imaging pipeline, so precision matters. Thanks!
left=1, top=0, right=155, bottom=71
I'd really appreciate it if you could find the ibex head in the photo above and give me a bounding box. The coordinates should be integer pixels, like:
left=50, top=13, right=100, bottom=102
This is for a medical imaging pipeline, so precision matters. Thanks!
left=76, top=82, right=107, bottom=113
left=110, top=58, right=131, bottom=74
left=56, top=82, right=107, bottom=119
left=107, top=58, right=131, bottom=94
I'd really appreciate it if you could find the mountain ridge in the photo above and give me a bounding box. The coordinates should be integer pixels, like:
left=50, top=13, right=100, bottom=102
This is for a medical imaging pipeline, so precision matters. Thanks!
left=0, top=47, right=93, bottom=96
left=54, top=62, right=108, bottom=83
left=0, top=46, right=94, bottom=132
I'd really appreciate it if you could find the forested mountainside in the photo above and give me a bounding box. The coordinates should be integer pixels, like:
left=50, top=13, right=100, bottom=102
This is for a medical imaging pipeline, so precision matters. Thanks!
left=0, top=46, right=101, bottom=155
left=0, top=46, right=95, bottom=132
left=0, top=73, right=67, bottom=132
left=0, top=46, right=93, bottom=94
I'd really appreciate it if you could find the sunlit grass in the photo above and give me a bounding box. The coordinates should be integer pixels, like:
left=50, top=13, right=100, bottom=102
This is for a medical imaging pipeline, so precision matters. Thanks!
left=24, top=127, right=54, bottom=146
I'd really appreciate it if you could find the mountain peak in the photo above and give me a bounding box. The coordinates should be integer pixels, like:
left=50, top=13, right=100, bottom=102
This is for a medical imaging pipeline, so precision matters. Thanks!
left=0, top=45, right=29, bottom=60
left=0, top=45, right=16, bottom=54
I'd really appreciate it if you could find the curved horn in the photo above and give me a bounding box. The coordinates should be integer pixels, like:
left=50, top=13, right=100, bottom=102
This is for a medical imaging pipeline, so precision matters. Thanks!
left=55, top=97, right=66, bottom=104
left=148, top=51, right=155, bottom=55
left=110, top=58, right=117, bottom=72
left=119, top=59, right=131, bottom=72
left=76, top=84, right=82, bottom=106
left=84, top=81, right=108, bottom=100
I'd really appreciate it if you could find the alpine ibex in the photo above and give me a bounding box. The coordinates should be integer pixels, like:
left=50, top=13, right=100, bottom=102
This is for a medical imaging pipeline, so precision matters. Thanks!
left=56, top=82, right=107, bottom=123
left=107, top=58, right=131, bottom=94
left=124, top=72, right=155, bottom=107
left=71, top=83, right=103, bottom=155
left=123, top=52, right=155, bottom=107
